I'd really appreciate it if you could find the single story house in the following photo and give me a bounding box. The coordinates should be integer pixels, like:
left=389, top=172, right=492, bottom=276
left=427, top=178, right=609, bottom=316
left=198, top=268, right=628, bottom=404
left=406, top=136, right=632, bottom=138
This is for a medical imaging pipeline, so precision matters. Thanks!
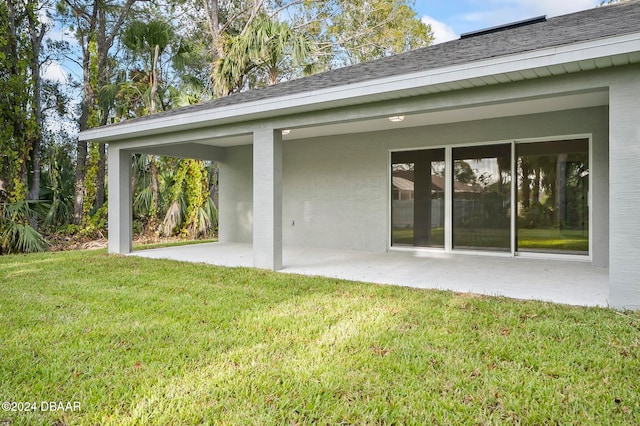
left=80, top=2, right=640, bottom=310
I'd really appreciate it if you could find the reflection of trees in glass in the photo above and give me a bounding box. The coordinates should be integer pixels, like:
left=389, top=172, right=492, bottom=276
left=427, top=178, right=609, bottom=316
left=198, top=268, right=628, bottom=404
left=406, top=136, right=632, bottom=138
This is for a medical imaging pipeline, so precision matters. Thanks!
left=516, top=139, right=589, bottom=254
left=454, top=158, right=511, bottom=230
left=519, top=156, right=555, bottom=228
left=391, top=149, right=445, bottom=248
left=452, top=144, right=511, bottom=250
left=455, top=161, right=475, bottom=184
left=518, top=152, right=588, bottom=231
left=564, top=159, right=589, bottom=230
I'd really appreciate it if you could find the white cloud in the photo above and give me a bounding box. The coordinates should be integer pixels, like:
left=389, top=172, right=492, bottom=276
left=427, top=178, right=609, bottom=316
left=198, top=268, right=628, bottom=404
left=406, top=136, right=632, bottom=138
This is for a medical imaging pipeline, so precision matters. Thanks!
left=422, top=15, right=459, bottom=44
left=41, top=60, right=68, bottom=84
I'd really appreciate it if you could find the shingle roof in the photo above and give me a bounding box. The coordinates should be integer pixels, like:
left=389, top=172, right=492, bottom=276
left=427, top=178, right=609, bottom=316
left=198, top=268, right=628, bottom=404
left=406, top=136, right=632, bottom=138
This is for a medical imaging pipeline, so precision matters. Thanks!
left=116, top=1, right=640, bottom=125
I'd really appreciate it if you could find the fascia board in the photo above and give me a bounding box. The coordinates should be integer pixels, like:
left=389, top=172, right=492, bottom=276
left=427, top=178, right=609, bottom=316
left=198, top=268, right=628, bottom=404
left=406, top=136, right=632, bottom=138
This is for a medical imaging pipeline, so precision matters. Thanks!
left=80, top=33, right=640, bottom=143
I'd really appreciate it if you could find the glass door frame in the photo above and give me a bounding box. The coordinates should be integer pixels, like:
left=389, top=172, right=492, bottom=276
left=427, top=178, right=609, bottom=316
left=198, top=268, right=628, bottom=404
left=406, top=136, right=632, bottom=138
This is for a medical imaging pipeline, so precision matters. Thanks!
left=388, top=134, right=593, bottom=261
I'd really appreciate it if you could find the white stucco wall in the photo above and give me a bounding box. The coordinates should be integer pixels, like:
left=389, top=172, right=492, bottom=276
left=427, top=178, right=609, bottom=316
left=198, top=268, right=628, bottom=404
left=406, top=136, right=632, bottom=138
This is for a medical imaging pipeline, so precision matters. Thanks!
left=219, top=144, right=253, bottom=243
left=609, top=73, right=640, bottom=310
left=219, top=106, right=609, bottom=266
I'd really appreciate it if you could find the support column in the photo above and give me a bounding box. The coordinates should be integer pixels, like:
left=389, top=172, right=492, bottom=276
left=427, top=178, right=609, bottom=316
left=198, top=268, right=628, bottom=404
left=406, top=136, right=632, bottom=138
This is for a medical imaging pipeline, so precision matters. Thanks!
left=107, top=146, right=132, bottom=254
left=609, top=78, right=640, bottom=310
left=252, top=129, right=283, bottom=270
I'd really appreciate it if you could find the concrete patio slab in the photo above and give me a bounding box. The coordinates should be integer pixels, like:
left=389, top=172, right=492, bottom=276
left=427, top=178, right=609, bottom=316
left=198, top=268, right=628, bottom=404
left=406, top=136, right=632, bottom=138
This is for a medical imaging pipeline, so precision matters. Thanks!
left=131, top=243, right=609, bottom=307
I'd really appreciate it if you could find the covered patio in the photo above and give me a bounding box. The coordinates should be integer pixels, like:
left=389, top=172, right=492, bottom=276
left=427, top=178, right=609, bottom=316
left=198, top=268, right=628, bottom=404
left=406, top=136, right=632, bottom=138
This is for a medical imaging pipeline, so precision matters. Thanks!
left=131, top=243, right=609, bottom=307
left=80, top=4, right=640, bottom=310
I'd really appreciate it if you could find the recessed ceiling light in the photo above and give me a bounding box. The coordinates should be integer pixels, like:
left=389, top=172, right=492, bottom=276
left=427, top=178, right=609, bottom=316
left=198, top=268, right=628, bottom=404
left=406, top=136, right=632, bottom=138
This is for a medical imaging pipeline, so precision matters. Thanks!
left=388, top=115, right=405, bottom=122
left=281, top=129, right=291, bottom=135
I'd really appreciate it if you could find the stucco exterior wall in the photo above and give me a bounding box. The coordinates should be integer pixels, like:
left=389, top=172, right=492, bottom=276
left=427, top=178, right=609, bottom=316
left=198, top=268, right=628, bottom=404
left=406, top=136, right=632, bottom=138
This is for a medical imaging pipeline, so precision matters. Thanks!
left=219, top=144, right=253, bottom=243
left=219, top=106, right=609, bottom=266
left=609, top=73, right=640, bottom=309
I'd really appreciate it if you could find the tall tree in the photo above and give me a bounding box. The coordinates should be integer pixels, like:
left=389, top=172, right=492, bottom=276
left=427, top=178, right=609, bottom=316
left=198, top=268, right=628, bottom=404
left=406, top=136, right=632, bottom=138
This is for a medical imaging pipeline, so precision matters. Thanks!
left=57, top=0, right=140, bottom=224
left=0, top=0, right=52, bottom=253
left=119, top=18, right=175, bottom=223
left=210, top=0, right=432, bottom=95
left=0, top=0, right=38, bottom=203
left=325, top=0, right=432, bottom=66
left=213, top=12, right=315, bottom=94
left=26, top=1, right=51, bottom=202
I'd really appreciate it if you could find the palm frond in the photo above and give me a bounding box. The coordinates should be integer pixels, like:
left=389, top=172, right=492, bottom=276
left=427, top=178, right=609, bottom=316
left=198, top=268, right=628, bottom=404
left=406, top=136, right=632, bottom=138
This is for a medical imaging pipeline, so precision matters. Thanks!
left=0, top=201, right=49, bottom=254
left=42, top=198, right=71, bottom=228
left=134, top=186, right=153, bottom=217
left=2, top=223, right=49, bottom=254
left=161, top=200, right=182, bottom=236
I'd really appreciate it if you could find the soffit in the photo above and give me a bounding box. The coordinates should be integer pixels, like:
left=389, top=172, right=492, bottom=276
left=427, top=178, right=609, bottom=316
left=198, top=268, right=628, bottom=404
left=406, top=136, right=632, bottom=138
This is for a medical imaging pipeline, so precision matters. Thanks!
left=188, top=90, right=608, bottom=147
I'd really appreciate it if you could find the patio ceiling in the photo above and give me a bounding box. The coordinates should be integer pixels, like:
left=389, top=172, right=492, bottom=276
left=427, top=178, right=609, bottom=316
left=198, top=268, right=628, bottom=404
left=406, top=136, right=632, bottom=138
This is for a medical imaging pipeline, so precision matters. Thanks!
left=206, top=89, right=610, bottom=146
left=131, top=88, right=609, bottom=158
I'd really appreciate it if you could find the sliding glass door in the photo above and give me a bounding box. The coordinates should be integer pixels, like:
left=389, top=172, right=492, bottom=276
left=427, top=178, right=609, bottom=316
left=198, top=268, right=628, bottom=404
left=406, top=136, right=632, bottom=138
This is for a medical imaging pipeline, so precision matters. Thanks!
left=452, top=144, right=511, bottom=251
left=516, top=139, right=589, bottom=254
left=391, top=149, right=445, bottom=248
left=390, top=138, right=589, bottom=256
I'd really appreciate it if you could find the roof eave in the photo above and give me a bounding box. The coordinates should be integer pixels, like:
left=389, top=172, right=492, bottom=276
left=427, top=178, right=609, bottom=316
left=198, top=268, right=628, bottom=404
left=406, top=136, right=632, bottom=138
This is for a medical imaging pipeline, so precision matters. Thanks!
left=79, top=32, right=640, bottom=143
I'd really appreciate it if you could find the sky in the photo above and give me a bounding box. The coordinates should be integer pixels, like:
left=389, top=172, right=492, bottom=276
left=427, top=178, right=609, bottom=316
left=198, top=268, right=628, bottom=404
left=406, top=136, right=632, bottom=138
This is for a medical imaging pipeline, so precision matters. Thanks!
left=42, top=0, right=605, bottom=84
left=417, top=0, right=602, bottom=44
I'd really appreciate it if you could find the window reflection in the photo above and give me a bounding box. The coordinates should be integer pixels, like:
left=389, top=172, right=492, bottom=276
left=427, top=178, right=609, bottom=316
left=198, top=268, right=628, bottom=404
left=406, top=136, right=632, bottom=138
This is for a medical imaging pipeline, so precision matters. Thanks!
left=516, top=139, right=589, bottom=254
left=391, top=139, right=590, bottom=256
left=452, top=144, right=511, bottom=251
left=391, top=149, right=445, bottom=247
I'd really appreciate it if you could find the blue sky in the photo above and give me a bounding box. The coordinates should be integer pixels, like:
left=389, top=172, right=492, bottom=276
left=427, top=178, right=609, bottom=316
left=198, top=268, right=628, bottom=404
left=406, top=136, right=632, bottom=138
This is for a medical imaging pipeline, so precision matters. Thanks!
left=415, top=0, right=602, bottom=43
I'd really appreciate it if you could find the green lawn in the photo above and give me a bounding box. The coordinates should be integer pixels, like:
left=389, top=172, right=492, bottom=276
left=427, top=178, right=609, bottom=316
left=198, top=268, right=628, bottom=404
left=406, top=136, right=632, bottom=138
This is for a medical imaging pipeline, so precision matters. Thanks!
left=132, top=238, right=218, bottom=251
left=1, top=250, right=638, bottom=425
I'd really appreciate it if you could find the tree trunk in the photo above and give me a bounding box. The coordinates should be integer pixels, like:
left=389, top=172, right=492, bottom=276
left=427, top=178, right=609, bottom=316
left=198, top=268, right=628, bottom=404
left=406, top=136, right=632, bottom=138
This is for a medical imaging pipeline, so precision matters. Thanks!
left=202, top=0, right=221, bottom=57
left=268, top=66, right=278, bottom=85
left=521, top=160, right=530, bottom=209
left=74, top=50, right=92, bottom=224
left=72, top=0, right=138, bottom=224
left=73, top=0, right=98, bottom=225
left=6, top=0, right=29, bottom=201
left=149, top=156, right=159, bottom=223
left=150, top=44, right=160, bottom=113
left=95, top=142, right=106, bottom=209
left=555, top=154, right=567, bottom=228
left=27, top=12, right=45, bottom=202
left=532, top=168, right=541, bottom=203
left=0, top=158, right=9, bottom=203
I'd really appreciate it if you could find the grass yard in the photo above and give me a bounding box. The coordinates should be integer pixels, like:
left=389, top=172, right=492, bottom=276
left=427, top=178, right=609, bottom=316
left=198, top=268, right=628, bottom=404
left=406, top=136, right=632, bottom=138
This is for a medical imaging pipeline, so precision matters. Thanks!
left=0, top=250, right=639, bottom=425
left=132, top=238, right=218, bottom=251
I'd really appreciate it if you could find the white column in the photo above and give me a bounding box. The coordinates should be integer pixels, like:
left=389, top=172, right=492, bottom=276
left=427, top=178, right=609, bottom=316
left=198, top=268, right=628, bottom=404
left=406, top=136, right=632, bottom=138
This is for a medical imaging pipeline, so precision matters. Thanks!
left=609, top=77, right=640, bottom=310
left=252, top=129, right=283, bottom=270
left=107, top=146, right=132, bottom=254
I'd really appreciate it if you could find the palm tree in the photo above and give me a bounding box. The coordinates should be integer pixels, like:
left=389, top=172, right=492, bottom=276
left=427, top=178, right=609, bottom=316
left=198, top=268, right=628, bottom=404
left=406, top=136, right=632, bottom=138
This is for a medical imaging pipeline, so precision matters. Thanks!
left=118, top=20, right=178, bottom=228
left=0, top=200, right=49, bottom=254
left=213, top=13, right=315, bottom=95
left=121, top=19, right=175, bottom=114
